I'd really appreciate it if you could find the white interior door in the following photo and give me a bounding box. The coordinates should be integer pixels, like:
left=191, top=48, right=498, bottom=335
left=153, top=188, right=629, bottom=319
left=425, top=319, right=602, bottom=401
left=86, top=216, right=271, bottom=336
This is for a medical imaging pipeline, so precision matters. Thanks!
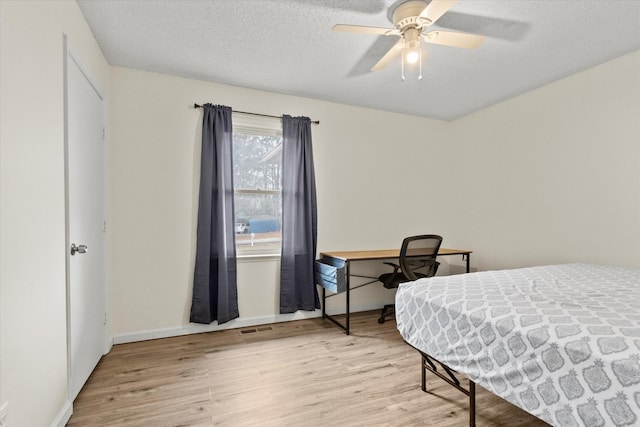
left=65, top=42, right=107, bottom=401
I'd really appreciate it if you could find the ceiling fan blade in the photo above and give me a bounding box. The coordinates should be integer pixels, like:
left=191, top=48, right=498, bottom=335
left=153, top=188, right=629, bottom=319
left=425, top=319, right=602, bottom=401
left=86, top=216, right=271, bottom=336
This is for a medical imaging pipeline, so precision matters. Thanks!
left=332, top=24, right=399, bottom=36
left=419, top=0, right=458, bottom=25
left=371, top=39, right=403, bottom=71
left=424, top=31, right=485, bottom=49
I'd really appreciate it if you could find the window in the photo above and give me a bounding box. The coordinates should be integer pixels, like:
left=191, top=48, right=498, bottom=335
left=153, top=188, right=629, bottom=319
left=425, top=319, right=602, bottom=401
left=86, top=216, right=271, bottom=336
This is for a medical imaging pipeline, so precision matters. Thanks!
left=233, top=115, right=283, bottom=255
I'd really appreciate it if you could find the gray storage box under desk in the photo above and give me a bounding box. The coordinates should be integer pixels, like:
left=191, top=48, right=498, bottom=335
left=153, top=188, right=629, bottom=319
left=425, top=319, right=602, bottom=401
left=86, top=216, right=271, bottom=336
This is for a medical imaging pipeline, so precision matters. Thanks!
left=315, top=257, right=347, bottom=294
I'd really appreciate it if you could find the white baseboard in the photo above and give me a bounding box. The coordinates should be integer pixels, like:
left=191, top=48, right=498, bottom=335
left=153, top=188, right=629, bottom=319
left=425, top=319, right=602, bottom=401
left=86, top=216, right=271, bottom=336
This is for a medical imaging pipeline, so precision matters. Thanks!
left=112, top=303, right=383, bottom=345
left=51, top=399, right=72, bottom=427
left=104, top=334, right=113, bottom=355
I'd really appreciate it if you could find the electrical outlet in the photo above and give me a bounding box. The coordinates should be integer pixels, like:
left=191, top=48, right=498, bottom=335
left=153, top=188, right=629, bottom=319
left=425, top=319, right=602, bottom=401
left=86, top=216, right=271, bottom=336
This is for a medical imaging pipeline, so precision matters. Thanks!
left=0, top=401, right=8, bottom=427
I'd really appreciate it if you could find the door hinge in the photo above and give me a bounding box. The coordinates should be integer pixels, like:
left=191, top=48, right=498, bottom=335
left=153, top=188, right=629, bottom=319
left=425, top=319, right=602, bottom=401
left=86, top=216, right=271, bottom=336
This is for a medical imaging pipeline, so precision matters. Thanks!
left=103, top=220, right=107, bottom=232
left=104, top=313, right=107, bottom=325
left=102, top=127, right=105, bottom=141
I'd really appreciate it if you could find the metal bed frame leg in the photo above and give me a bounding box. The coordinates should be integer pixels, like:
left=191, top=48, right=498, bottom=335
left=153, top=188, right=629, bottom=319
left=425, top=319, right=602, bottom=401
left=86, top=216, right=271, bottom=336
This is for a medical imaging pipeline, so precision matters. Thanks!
left=420, top=353, right=476, bottom=427
left=421, top=356, right=427, bottom=392
left=469, top=380, right=476, bottom=427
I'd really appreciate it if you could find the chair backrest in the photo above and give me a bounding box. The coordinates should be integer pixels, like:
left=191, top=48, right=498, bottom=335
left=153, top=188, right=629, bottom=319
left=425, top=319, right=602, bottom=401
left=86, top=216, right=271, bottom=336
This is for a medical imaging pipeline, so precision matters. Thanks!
left=399, top=235, right=443, bottom=281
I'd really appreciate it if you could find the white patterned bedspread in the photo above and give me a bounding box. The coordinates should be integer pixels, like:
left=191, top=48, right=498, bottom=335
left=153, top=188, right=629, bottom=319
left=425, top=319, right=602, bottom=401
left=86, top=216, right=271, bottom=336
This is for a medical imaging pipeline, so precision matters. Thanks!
left=395, top=263, right=640, bottom=427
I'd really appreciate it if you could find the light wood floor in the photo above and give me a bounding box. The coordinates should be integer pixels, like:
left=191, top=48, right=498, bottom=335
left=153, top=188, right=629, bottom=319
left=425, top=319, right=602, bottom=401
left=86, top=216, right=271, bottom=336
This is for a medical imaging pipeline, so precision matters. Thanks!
left=68, top=311, right=550, bottom=426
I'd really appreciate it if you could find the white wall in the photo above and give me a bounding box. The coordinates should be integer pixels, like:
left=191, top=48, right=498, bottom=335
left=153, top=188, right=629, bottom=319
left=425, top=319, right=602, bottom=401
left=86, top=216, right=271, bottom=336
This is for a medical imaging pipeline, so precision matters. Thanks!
left=0, top=1, right=110, bottom=426
left=109, top=67, right=454, bottom=341
left=451, top=50, right=640, bottom=271
left=109, top=50, right=640, bottom=342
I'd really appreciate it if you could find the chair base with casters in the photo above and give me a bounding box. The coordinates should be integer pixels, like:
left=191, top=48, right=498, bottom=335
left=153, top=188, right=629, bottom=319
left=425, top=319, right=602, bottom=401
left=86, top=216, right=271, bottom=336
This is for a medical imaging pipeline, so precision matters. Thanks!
left=379, top=303, right=395, bottom=324
left=377, top=234, right=443, bottom=324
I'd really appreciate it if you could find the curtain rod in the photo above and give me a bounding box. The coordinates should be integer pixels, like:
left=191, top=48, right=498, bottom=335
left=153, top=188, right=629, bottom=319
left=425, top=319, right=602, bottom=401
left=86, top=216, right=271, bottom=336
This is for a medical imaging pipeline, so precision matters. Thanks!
left=194, top=103, right=319, bottom=125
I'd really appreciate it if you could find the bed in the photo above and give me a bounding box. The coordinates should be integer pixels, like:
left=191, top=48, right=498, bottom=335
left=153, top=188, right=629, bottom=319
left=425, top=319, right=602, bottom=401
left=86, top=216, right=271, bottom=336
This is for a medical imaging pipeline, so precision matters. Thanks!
left=395, top=263, right=640, bottom=427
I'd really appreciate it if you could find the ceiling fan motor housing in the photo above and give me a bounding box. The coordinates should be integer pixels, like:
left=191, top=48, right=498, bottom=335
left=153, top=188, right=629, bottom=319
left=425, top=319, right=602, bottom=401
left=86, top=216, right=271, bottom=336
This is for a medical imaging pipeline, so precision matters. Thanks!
left=392, top=0, right=431, bottom=32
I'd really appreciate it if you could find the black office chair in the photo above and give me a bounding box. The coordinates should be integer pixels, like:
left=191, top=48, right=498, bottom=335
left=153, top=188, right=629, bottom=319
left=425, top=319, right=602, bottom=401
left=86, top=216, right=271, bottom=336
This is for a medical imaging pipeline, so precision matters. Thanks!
left=378, top=234, right=443, bottom=324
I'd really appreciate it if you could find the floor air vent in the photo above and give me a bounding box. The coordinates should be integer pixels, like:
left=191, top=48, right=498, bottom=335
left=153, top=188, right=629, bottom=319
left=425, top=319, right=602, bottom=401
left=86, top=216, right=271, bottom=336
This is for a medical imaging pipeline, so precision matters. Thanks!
left=240, top=326, right=273, bottom=334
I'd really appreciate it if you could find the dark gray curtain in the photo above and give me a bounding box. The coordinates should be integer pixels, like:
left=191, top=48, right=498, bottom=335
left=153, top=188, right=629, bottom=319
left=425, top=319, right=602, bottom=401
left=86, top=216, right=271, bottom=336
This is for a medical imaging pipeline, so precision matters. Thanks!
left=280, top=115, right=320, bottom=313
left=190, top=104, right=239, bottom=324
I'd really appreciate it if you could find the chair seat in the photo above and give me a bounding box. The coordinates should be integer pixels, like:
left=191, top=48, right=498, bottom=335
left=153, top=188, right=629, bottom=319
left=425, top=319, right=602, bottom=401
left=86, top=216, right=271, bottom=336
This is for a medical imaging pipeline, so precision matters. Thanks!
left=379, top=272, right=410, bottom=289
left=379, top=272, right=432, bottom=289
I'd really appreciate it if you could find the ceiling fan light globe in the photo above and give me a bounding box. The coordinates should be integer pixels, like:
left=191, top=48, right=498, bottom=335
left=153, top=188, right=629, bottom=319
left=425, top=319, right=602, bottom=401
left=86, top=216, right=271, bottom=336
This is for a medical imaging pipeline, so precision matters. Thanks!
left=406, top=50, right=420, bottom=64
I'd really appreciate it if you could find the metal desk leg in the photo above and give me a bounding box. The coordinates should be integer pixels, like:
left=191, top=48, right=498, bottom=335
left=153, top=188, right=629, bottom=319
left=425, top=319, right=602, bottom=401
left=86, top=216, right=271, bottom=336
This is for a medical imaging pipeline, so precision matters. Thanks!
left=322, top=287, right=326, bottom=319
left=465, top=253, right=471, bottom=273
left=346, top=261, right=351, bottom=335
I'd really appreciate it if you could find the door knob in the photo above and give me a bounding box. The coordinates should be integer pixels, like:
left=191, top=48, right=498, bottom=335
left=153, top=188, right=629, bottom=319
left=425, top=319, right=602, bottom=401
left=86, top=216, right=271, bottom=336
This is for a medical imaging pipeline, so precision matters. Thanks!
left=70, top=244, right=88, bottom=256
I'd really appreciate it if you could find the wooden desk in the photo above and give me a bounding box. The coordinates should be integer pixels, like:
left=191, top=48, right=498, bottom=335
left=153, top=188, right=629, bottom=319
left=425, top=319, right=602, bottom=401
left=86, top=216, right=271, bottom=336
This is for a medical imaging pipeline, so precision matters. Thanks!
left=319, top=248, right=472, bottom=335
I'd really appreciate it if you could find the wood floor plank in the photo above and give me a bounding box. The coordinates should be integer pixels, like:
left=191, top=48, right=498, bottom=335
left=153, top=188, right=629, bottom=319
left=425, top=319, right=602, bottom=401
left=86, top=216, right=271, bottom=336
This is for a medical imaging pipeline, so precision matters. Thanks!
left=68, top=311, right=549, bottom=426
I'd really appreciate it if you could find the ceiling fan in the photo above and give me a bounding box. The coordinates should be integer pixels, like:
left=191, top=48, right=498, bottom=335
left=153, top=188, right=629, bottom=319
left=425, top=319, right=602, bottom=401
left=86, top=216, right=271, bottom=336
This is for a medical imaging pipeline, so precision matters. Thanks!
left=332, top=0, right=485, bottom=79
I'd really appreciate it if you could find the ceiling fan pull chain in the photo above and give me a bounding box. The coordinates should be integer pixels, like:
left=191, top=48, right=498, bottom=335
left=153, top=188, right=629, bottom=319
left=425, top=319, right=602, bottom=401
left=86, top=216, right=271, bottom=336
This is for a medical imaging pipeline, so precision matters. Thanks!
left=418, top=47, right=423, bottom=80
left=401, top=49, right=406, bottom=81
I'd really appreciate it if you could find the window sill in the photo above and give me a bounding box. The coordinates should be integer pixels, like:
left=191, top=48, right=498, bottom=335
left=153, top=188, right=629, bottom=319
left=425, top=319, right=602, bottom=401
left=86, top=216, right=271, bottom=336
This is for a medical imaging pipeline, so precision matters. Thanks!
left=237, top=253, right=281, bottom=262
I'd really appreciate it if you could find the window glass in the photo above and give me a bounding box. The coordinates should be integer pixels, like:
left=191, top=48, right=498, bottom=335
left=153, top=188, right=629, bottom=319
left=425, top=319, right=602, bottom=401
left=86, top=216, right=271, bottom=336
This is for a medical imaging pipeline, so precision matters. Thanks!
left=233, top=117, right=283, bottom=255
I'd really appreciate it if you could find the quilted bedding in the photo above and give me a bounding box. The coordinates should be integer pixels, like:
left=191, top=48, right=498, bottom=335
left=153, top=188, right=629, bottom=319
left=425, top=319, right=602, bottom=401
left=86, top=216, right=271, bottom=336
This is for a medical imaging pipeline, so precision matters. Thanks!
left=395, top=263, right=640, bottom=427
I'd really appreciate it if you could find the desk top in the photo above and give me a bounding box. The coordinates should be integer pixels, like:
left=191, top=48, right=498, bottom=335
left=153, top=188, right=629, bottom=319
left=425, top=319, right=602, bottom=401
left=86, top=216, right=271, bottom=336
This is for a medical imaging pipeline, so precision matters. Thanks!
left=320, top=248, right=472, bottom=262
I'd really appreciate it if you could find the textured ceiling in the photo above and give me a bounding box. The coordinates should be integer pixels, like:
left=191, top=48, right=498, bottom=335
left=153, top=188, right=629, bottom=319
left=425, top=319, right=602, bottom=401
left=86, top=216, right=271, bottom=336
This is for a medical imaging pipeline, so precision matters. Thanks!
left=78, top=0, right=640, bottom=121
